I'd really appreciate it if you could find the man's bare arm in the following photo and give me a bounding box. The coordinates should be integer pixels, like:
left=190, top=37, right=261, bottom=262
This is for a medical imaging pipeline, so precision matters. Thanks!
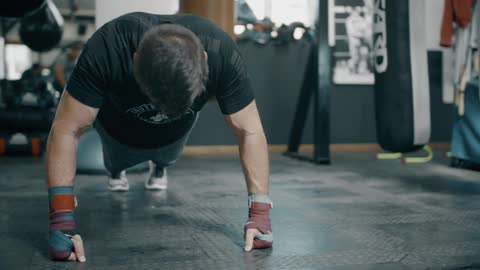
left=46, top=91, right=97, bottom=262
left=224, top=100, right=273, bottom=251
left=224, top=100, right=269, bottom=194
left=46, top=91, right=98, bottom=187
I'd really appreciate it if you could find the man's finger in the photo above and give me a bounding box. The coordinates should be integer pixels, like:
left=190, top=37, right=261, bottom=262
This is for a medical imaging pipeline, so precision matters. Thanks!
left=71, top=234, right=86, bottom=262
left=67, top=252, right=77, bottom=261
left=244, top=229, right=259, bottom=252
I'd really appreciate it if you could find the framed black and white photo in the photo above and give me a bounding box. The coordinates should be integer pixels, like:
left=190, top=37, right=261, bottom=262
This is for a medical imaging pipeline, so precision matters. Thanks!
left=331, top=0, right=374, bottom=85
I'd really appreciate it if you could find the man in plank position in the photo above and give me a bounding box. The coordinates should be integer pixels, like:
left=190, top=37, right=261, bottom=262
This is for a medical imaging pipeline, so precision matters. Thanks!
left=46, top=12, right=273, bottom=262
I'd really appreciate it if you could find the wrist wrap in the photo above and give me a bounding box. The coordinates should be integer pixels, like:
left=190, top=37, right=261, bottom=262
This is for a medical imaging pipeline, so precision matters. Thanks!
left=244, top=194, right=273, bottom=249
left=48, top=186, right=76, bottom=260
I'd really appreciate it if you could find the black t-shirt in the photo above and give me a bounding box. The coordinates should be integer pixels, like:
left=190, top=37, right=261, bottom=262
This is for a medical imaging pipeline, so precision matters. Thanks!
left=67, top=12, right=254, bottom=148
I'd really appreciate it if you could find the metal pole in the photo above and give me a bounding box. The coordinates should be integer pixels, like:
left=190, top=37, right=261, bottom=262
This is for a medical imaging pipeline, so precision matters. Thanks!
left=1, top=18, right=7, bottom=89
left=284, top=0, right=331, bottom=164
left=286, top=45, right=316, bottom=153
left=313, top=0, right=331, bottom=164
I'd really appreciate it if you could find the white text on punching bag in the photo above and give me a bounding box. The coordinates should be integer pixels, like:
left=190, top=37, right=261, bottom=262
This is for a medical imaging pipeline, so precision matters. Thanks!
left=373, top=0, right=387, bottom=73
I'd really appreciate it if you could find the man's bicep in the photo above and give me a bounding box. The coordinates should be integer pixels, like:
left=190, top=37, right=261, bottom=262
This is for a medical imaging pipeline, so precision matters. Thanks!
left=224, top=100, right=263, bottom=136
left=52, top=91, right=99, bottom=136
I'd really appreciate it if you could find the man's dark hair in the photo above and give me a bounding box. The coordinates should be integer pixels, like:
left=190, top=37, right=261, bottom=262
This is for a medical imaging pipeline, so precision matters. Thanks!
left=134, top=24, right=208, bottom=115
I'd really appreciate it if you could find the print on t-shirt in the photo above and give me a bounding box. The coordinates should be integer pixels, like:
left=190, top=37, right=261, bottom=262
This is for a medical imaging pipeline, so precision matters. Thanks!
left=126, top=103, right=194, bottom=125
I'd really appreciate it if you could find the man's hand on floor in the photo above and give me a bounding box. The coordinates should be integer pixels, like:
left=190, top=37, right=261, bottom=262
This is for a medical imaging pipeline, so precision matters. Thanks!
left=243, top=194, right=273, bottom=251
left=66, top=234, right=86, bottom=262
left=48, top=188, right=86, bottom=262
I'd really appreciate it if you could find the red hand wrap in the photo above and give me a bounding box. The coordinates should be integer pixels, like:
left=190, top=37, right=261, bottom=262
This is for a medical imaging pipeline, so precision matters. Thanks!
left=244, top=201, right=273, bottom=249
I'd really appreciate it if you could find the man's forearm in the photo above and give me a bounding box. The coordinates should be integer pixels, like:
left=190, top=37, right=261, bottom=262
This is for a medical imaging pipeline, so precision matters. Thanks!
left=238, top=132, right=270, bottom=194
left=46, top=127, right=79, bottom=187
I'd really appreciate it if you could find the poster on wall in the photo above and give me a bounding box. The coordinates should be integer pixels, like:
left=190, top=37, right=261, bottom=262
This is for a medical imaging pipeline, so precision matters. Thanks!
left=332, top=0, right=374, bottom=85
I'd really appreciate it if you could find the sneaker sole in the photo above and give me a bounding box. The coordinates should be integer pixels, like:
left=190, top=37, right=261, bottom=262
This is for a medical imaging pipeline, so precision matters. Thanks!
left=108, top=185, right=130, bottom=192
left=144, top=184, right=167, bottom=190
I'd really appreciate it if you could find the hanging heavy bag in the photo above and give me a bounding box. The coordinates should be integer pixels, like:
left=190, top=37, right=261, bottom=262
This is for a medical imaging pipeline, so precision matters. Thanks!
left=19, top=0, right=64, bottom=52
left=373, top=0, right=431, bottom=153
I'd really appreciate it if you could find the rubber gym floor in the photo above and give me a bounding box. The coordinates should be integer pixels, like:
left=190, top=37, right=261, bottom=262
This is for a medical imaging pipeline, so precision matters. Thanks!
left=1, top=151, right=480, bottom=270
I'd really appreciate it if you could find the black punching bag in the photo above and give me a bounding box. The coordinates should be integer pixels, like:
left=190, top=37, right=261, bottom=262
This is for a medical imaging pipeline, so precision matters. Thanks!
left=0, top=0, right=45, bottom=18
left=373, top=0, right=431, bottom=153
left=19, top=0, right=64, bottom=52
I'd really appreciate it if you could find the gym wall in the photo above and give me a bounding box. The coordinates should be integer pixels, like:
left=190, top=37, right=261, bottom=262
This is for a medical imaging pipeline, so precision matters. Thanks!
left=186, top=0, right=454, bottom=146
left=95, top=0, right=179, bottom=29
left=186, top=42, right=453, bottom=146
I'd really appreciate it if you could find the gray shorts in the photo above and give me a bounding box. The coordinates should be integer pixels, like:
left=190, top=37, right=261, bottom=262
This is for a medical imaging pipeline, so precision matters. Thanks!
left=93, top=114, right=198, bottom=177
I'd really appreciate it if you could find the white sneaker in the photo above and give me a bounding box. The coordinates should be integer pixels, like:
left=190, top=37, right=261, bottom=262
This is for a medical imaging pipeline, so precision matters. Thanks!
left=145, top=161, right=168, bottom=190
left=108, top=171, right=130, bottom=191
